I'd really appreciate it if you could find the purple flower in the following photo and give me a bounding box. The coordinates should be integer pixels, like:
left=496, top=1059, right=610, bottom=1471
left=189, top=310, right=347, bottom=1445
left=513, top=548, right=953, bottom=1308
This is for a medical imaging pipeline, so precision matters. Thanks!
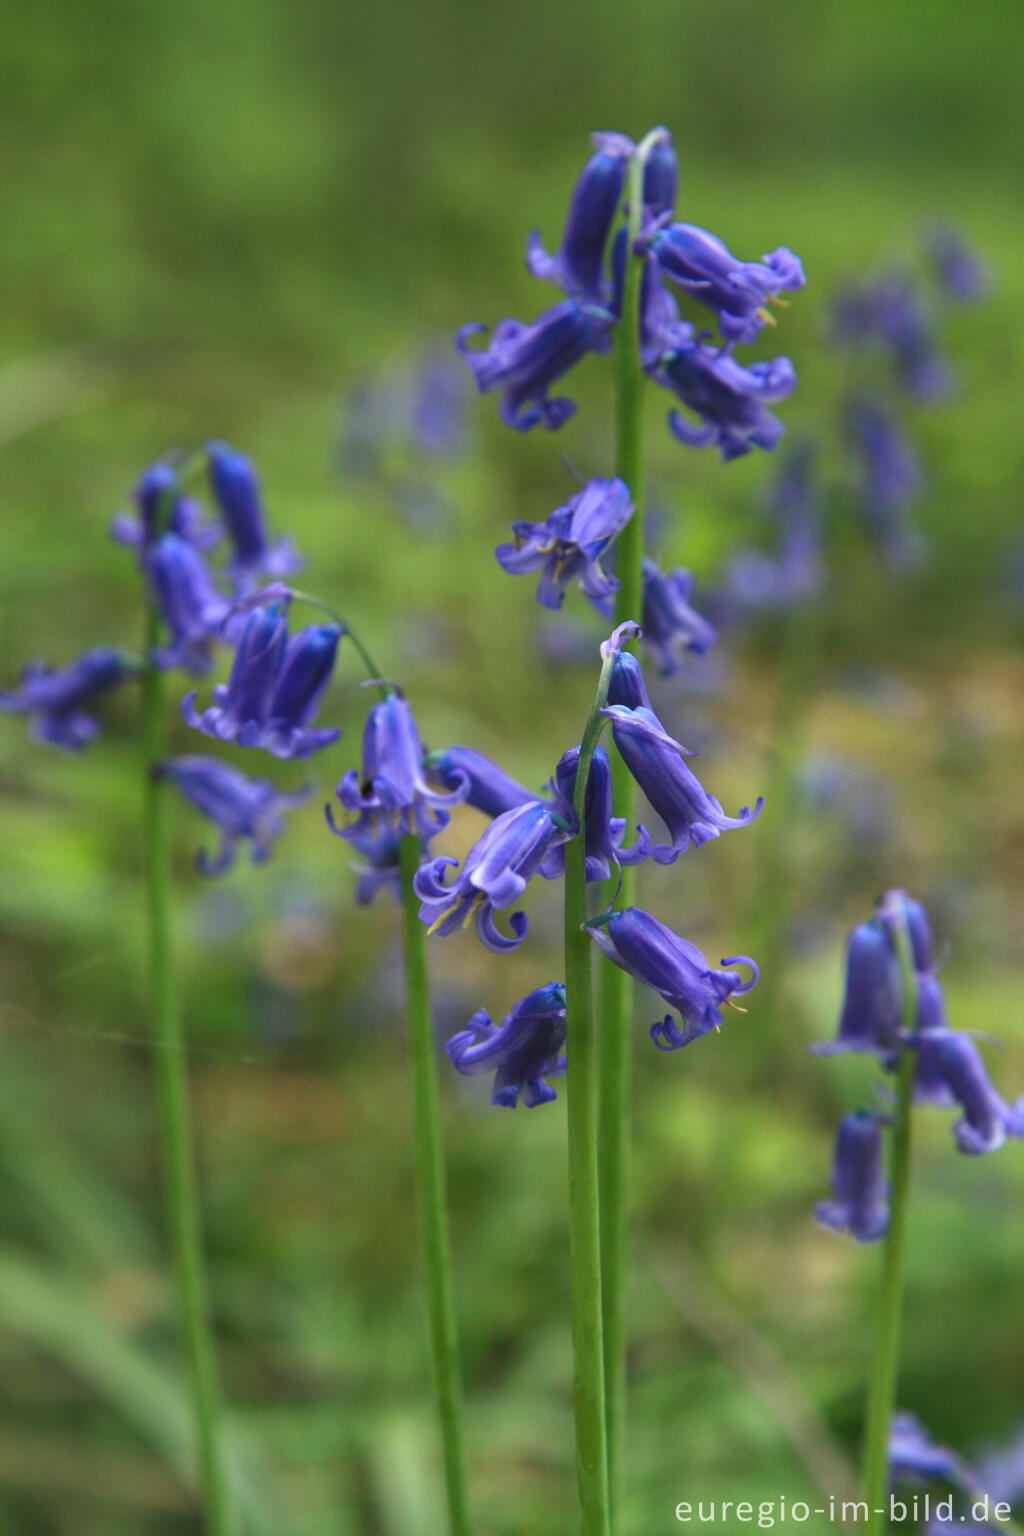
left=918, top=1033, right=1024, bottom=1155
left=815, top=1111, right=890, bottom=1243
left=183, top=605, right=341, bottom=759
left=925, top=223, right=991, bottom=304
left=641, top=127, right=677, bottom=217
left=410, top=350, right=470, bottom=458
left=496, top=476, right=633, bottom=610
left=637, top=558, right=717, bottom=671
left=607, top=650, right=654, bottom=711
left=446, top=982, right=568, bottom=1107
left=586, top=906, right=758, bottom=1049
left=845, top=395, right=925, bottom=566
left=158, top=755, right=310, bottom=875
left=457, top=298, right=614, bottom=432
left=602, top=701, right=762, bottom=862
left=329, top=693, right=467, bottom=845
left=526, top=133, right=633, bottom=305
left=415, top=800, right=568, bottom=953
left=810, top=919, right=903, bottom=1057
left=832, top=275, right=954, bottom=400
left=652, top=332, right=797, bottom=461
left=334, top=813, right=405, bottom=905
left=889, top=1413, right=963, bottom=1486
left=876, top=888, right=934, bottom=971
left=648, top=223, right=805, bottom=345
left=426, top=746, right=540, bottom=821
left=111, top=461, right=218, bottom=554
left=1, top=648, right=131, bottom=752
left=207, top=442, right=302, bottom=583
left=548, top=744, right=649, bottom=881
left=146, top=534, right=234, bottom=675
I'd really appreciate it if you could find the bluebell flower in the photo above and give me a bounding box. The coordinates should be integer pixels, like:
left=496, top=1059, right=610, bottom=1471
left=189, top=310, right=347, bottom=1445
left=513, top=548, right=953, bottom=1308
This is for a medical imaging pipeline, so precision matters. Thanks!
left=207, top=441, right=302, bottom=582
left=111, top=461, right=218, bottom=553
left=641, top=127, right=677, bottom=216
left=876, top=887, right=934, bottom=972
left=158, top=755, right=310, bottom=875
left=651, top=332, right=797, bottom=461
left=607, top=650, right=654, bottom=711
left=410, top=349, right=470, bottom=458
left=889, top=1413, right=963, bottom=1486
left=810, top=919, right=903, bottom=1056
left=637, top=559, right=717, bottom=672
left=333, top=813, right=406, bottom=905
left=415, top=800, right=568, bottom=953
left=647, top=223, right=805, bottom=346
left=548, top=744, right=649, bottom=881
left=526, top=132, right=633, bottom=305
left=917, top=1033, right=1024, bottom=1155
left=329, top=692, right=468, bottom=845
left=457, top=298, right=614, bottom=432
left=602, top=701, right=762, bottom=861
left=183, top=605, right=341, bottom=759
left=815, top=1111, right=890, bottom=1243
left=446, top=982, right=568, bottom=1107
left=496, top=476, right=633, bottom=609
left=975, top=1424, right=1024, bottom=1507
left=1, top=648, right=131, bottom=751
left=925, top=223, right=991, bottom=304
left=845, top=395, right=925, bottom=566
left=146, top=533, right=234, bottom=675
left=426, top=746, right=541, bottom=820
left=586, top=906, right=758, bottom=1049
left=832, top=276, right=954, bottom=400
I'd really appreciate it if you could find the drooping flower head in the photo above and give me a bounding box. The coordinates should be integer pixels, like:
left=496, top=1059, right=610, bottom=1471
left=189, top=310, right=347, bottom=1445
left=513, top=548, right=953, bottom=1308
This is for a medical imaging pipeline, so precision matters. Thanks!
left=447, top=982, right=568, bottom=1108
left=651, top=331, right=797, bottom=461
left=183, top=603, right=342, bottom=759
left=635, top=558, right=717, bottom=671
left=647, top=222, right=805, bottom=346
left=815, top=1111, right=890, bottom=1243
left=146, top=533, right=234, bottom=675
left=111, top=461, right=217, bottom=554
left=207, top=441, right=303, bottom=583
left=526, top=133, right=633, bottom=305
left=329, top=691, right=468, bottom=845
left=158, top=755, right=310, bottom=876
left=1, top=648, right=132, bottom=752
left=425, top=745, right=541, bottom=821
left=337, top=814, right=406, bottom=906
left=496, top=476, right=633, bottom=610
left=457, top=298, right=614, bottom=432
left=602, top=699, right=762, bottom=862
left=917, top=1033, right=1024, bottom=1156
left=415, top=799, right=568, bottom=953
left=811, top=918, right=903, bottom=1057
left=548, top=743, right=649, bottom=881
left=586, top=906, right=758, bottom=1050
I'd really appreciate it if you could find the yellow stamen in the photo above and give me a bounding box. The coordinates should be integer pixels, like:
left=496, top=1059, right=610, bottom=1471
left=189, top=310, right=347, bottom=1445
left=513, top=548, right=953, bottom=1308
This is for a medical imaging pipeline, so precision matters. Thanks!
left=724, top=999, right=748, bottom=1015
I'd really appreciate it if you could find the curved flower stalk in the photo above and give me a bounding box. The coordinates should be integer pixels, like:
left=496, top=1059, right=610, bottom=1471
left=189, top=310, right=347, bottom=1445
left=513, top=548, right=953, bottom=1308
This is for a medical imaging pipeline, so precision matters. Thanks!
left=447, top=982, right=567, bottom=1107
left=159, top=755, right=310, bottom=875
left=0, top=647, right=133, bottom=751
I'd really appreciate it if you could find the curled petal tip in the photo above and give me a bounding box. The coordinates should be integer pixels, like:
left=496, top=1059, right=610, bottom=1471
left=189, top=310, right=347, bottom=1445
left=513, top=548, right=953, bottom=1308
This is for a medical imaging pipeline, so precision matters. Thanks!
left=600, top=620, right=642, bottom=660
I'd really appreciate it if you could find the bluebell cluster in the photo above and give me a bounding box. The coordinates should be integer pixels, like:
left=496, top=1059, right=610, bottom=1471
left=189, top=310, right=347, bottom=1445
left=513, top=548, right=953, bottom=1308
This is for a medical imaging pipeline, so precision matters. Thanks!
left=814, top=890, right=1024, bottom=1243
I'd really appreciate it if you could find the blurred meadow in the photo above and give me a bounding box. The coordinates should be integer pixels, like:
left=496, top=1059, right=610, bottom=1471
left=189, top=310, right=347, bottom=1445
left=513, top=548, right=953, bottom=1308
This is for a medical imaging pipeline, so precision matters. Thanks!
left=2, top=1, right=1024, bottom=1532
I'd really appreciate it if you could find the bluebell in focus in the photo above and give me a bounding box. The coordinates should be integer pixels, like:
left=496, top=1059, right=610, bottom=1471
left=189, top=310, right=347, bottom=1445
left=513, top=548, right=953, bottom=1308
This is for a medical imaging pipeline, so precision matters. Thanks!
left=549, top=743, right=649, bottom=881
left=458, top=299, right=615, bottom=432
left=426, top=745, right=542, bottom=821
left=330, top=692, right=468, bottom=846
left=646, top=222, right=805, bottom=346
left=652, top=333, right=797, bottom=461
left=447, top=982, right=568, bottom=1108
left=496, top=476, right=633, bottom=609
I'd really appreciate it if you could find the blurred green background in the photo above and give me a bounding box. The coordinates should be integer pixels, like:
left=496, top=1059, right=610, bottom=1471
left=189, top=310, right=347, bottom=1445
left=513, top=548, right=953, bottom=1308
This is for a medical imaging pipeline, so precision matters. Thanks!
left=2, top=1, right=1023, bottom=1531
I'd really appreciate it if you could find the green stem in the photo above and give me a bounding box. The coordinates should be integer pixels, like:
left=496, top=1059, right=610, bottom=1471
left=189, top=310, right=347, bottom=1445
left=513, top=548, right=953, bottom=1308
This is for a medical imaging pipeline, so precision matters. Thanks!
left=860, top=902, right=918, bottom=1536
left=598, top=134, right=650, bottom=1522
left=398, top=836, right=470, bottom=1536
left=564, top=650, right=619, bottom=1536
left=141, top=605, right=235, bottom=1536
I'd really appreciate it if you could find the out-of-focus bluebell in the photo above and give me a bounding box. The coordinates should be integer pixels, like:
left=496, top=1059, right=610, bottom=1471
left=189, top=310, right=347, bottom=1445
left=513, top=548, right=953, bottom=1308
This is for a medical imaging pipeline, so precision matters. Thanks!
left=796, top=754, right=893, bottom=847
left=916, top=1032, right=1024, bottom=1155
left=925, top=223, right=991, bottom=304
left=816, top=1110, right=890, bottom=1242
left=158, top=755, right=310, bottom=876
left=415, top=799, right=568, bottom=953
left=603, top=699, right=763, bottom=862
left=337, top=815, right=406, bottom=905
left=889, top=1412, right=964, bottom=1486
left=207, top=441, right=303, bottom=584
left=646, top=222, right=805, bottom=346
left=975, top=1423, right=1024, bottom=1508
left=111, top=460, right=219, bottom=554
left=329, top=692, right=467, bottom=845
left=831, top=274, right=955, bottom=400
left=592, top=558, right=717, bottom=672
left=447, top=982, right=568, bottom=1108
left=496, top=476, right=633, bottom=609
left=426, top=745, right=541, bottom=820
left=457, top=298, right=614, bottom=432
left=811, top=917, right=903, bottom=1057
left=844, top=394, right=927, bottom=569
left=183, top=604, right=342, bottom=759
left=527, top=132, right=633, bottom=305
left=410, top=350, right=471, bottom=458
left=1, top=648, right=132, bottom=752
left=586, top=906, right=758, bottom=1049
left=146, top=533, right=234, bottom=675
left=650, top=329, right=797, bottom=461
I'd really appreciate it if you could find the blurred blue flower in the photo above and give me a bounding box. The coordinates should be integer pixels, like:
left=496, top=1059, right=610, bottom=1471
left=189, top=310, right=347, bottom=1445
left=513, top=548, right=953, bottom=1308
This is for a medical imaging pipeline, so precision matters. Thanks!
left=410, top=350, right=470, bottom=458
left=332, top=814, right=406, bottom=905
left=207, top=441, right=302, bottom=583
left=159, top=755, right=310, bottom=876
left=496, top=476, right=633, bottom=609
left=330, top=692, right=467, bottom=844
left=1, top=648, right=131, bottom=752
left=816, top=1110, right=890, bottom=1243
left=457, top=298, right=614, bottom=432
left=844, top=395, right=926, bottom=568
left=602, top=700, right=762, bottom=862
left=833, top=273, right=954, bottom=400
left=111, top=461, right=218, bottom=554
left=917, top=1033, right=1024, bottom=1155
left=651, top=331, right=797, bottom=461
left=527, top=132, right=633, bottom=305
left=810, top=918, right=903, bottom=1057
left=415, top=800, right=567, bottom=953
left=925, top=222, right=991, bottom=304
left=637, top=558, right=718, bottom=671
left=586, top=906, right=758, bottom=1049
left=446, top=981, right=568, bottom=1108
left=889, top=1412, right=963, bottom=1485
left=647, top=222, right=805, bottom=346
left=426, top=745, right=541, bottom=820
left=146, top=533, right=233, bottom=675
